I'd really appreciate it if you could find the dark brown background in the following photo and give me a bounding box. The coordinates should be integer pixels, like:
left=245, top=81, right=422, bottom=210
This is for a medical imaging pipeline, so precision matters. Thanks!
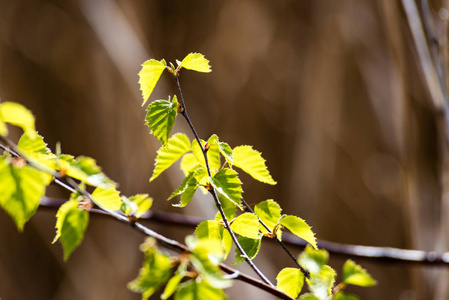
left=1, top=0, right=448, bottom=299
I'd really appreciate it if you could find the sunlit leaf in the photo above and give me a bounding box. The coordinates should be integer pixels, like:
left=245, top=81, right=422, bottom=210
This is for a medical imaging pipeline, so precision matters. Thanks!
left=342, top=260, right=376, bottom=287
left=280, top=215, right=316, bottom=249
left=180, top=152, right=200, bottom=176
left=145, top=97, right=178, bottom=147
left=298, top=245, right=329, bottom=275
left=233, top=236, right=261, bottom=265
left=180, top=53, right=212, bottom=73
left=175, top=280, right=227, bottom=300
left=17, top=132, right=57, bottom=172
left=0, top=102, right=36, bottom=138
left=53, top=195, right=89, bottom=260
left=122, top=194, right=153, bottom=218
left=230, top=212, right=259, bottom=239
left=128, top=238, right=172, bottom=299
left=195, top=220, right=232, bottom=259
left=92, top=186, right=122, bottom=211
left=233, top=145, right=276, bottom=185
left=334, top=292, right=360, bottom=300
left=299, top=293, right=320, bottom=300
left=191, top=138, right=220, bottom=173
left=0, top=155, right=52, bottom=231
left=151, top=133, right=191, bottom=181
left=138, top=59, right=167, bottom=105
left=161, top=273, right=185, bottom=300
left=307, top=265, right=336, bottom=300
left=254, top=199, right=282, bottom=236
left=276, top=268, right=305, bottom=299
left=209, top=168, right=242, bottom=207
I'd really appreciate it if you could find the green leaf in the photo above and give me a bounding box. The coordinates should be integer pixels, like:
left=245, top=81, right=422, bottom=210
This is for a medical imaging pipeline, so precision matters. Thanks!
left=191, top=138, right=221, bottom=173
left=0, top=155, right=52, bottom=231
left=230, top=212, right=259, bottom=239
left=138, top=59, right=167, bottom=106
left=342, top=260, right=377, bottom=287
left=58, top=155, right=115, bottom=188
left=161, top=274, right=185, bottom=300
left=299, top=293, right=320, bottom=300
left=180, top=53, right=212, bottom=73
left=17, top=132, right=57, bottom=172
left=276, top=268, right=305, bottom=299
left=0, top=102, right=36, bottom=138
left=233, top=236, right=261, bottom=265
left=232, top=145, right=276, bottom=185
left=150, top=133, right=191, bottom=181
left=334, top=292, right=360, bottom=300
left=186, top=236, right=231, bottom=289
left=280, top=215, right=316, bottom=249
left=298, top=245, right=329, bottom=275
left=53, top=195, right=89, bottom=260
left=91, top=187, right=122, bottom=211
left=175, top=280, right=227, bottom=300
left=168, top=170, right=203, bottom=207
left=128, top=238, right=172, bottom=299
left=207, top=134, right=233, bottom=165
left=195, top=220, right=232, bottom=259
left=145, top=97, right=178, bottom=147
left=122, top=194, right=153, bottom=218
left=254, top=199, right=282, bottom=236
left=307, top=265, right=336, bottom=300
left=209, top=168, right=243, bottom=207
left=180, top=152, right=200, bottom=176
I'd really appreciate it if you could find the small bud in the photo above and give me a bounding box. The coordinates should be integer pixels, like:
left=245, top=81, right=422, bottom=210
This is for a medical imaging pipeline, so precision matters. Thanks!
left=177, top=102, right=184, bottom=114
left=11, top=156, right=26, bottom=168
left=204, top=182, right=213, bottom=191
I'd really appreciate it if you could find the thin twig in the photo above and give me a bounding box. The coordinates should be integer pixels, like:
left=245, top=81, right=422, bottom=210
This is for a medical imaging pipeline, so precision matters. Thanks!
left=174, top=75, right=275, bottom=287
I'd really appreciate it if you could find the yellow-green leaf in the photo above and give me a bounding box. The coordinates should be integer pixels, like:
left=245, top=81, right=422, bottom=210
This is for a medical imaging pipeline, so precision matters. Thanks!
left=233, top=236, right=261, bottom=265
left=138, top=59, right=167, bottom=106
left=151, top=133, right=191, bottom=181
left=180, top=152, right=200, bottom=176
left=209, top=168, right=243, bottom=207
left=180, top=53, right=212, bottom=73
left=53, top=195, right=89, bottom=260
left=230, top=212, right=259, bottom=239
left=0, top=155, right=52, bottom=231
left=276, top=268, right=305, bottom=298
left=233, top=145, right=276, bottom=185
left=280, top=215, right=316, bottom=249
left=254, top=199, right=282, bottom=236
left=0, top=102, right=36, bottom=138
left=145, top=97, right=178, bottom=147
left=342, top=260, right=377, bottom=287
left=92, top=186, right=122, bottom=211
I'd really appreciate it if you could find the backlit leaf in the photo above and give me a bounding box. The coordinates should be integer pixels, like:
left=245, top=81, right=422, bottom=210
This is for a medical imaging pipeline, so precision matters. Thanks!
left=53, top=195, right=89, bottom=260
left=92, top=186, right=122, bottom=211
left=230, top=212, right=259, bottom=239
left=192, top=138, right=220, bottom=173
left=180, top=53, right=212, bottom=73
left=233, top=145, right=276, bottom=185
left=342, top=260, right=376, bottom=287
left=209, top=168, right=243, bottom=207
left=138, top=59, right=167, bottom=106
left=233, top=236, right=261, bottom=265
left=298, top=245, right=329, bottom=275
left=307, top=265, right=336, bottom=300
left=180, top=152, right=200, bottom=176
left=145, top=97, right=178, bottom=147
left=280, top=215, right=316, bottom=249
left=0, top=155, right=52, bottom=231
left=151, top=133, right=191, bottom=181
left=122, top=194, right=153, bottom=218
left=175, top=280, right=227, bottom=300
left=0, top=102, right=36, bottom=138
left=128, top=238, right=172, bottom=299
left=17, top=132, right=57, bottom=172
left=276, top=268, right=305, bottom=298
left=254, top=199, right=282, bottom=236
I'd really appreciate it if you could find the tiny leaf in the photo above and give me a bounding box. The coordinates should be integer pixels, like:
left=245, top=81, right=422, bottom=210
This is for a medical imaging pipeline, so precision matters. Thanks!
left=180, top=53, right=212, bottom=73
left=209, top=168, right=243, bottom=207
left=138, top=59, right=167, bottom=105
left=342, top=260, right=377, bottom=287
left=53, top=196, right=89, bottom=260
left=151, top=133, right=191, bottom=181
left=280, top=215, right=317, bottom=249
left=233, top=145, right=276, bottom=185
left=145, top=97, right=178, bottom=147
left=276, top=268, right=305, bottom=299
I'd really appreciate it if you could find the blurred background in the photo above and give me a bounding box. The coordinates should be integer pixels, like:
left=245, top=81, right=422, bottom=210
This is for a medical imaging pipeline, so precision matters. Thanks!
left=1, top=0, right=449, bottom=299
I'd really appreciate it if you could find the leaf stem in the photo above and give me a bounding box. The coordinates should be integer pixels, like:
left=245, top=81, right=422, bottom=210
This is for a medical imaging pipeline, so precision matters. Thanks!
left=174, top=75, right=275, bottom=287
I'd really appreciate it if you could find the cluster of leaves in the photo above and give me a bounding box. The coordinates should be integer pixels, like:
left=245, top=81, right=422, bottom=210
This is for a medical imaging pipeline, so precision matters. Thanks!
left=0, top=52, right=377, bottom=300
left=136, top=52, right=377, bottom=299
left=0, top=102, right=152, bottom=260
